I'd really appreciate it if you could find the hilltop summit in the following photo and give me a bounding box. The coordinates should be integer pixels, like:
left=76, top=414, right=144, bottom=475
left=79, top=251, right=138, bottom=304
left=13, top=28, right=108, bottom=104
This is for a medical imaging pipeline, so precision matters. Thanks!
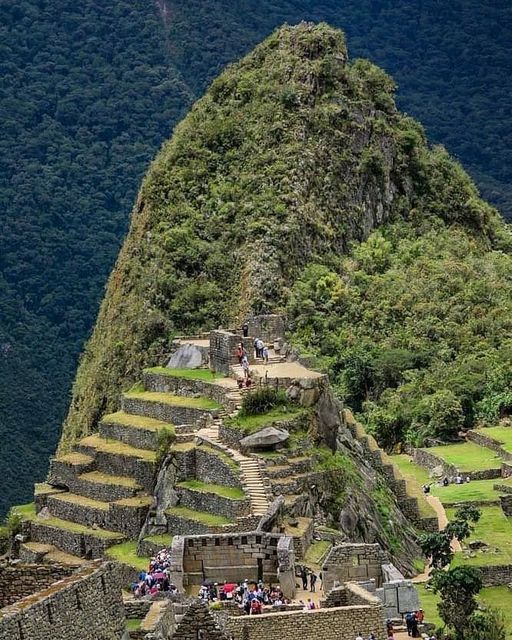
left=61, top=22, right=509, bottom=452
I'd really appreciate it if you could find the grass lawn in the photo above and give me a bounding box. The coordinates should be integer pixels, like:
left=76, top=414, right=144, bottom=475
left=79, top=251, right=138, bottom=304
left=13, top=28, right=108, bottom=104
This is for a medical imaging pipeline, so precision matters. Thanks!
left=166, top=505, right=233, bottom=526
left=418, top=583, right=512, bottom=636
left=226, top=407, right=304, bottom=434
left=39, top=515, right=124, bottom=539
left=125, top=619, right=142, bottom=631
left=102, top=411, right=174, bottom=433
left=431, top=478, right=511, bottom=504
left=427, top=442, right=501, bottom=472
left=476, top=426, right=512, bottom=453
left=12, top=502, right=36, bottom=520
left=304, top=540, right=332, bottom=569
left=417, top=583, right=442, bottom=628
left=479, top=587, right=512, bottom=635
left=106, top=541, right=150, bottom=571
left=79, top=434, right=156, bottom=462
left=124, top=390, right=221, bottom=410
left=143, top=533, right=173, bottom=547
left=145, top=367, right=225, bottom=381
left=177, top=480, right=245, bottom=500
left=79, top=471, right=140, bottom=488
left=449, top=506, right=512, bottom=567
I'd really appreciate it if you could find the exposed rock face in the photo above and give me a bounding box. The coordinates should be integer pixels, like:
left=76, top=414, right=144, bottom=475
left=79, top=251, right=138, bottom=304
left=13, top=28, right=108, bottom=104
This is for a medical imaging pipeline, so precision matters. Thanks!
left=167, top=344, right=204, bottom=369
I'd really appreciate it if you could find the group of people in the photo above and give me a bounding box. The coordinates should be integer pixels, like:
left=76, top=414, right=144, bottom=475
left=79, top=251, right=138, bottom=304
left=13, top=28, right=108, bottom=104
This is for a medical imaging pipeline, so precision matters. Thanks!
left=235, top=337, right=270, bottom=381
left=131, top=548, right=178, bottom=598
left=299, top=565, right=319, bottom=592
left=198, top=579, right=289, bottom=615
left=423, top=471, right=470, bottom=494
left=405, top=610, right=424, bottom=637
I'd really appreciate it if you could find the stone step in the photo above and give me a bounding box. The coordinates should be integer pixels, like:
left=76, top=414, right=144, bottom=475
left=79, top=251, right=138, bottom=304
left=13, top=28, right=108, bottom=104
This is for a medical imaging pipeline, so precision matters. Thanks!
left=121, top=391, right=220, bottom=426
left=100, top=411, right=174, bottom=451
left=19, top=542, right=84, bottom=567
left=72, top=471, right=141, bottom=502
left=47, top=493, right=110, bottom=528
left=75, top=434, right=156, bottom=493
left=47, top=452, right=95, bottom=487
left=30, top=514, right=125, bottom=559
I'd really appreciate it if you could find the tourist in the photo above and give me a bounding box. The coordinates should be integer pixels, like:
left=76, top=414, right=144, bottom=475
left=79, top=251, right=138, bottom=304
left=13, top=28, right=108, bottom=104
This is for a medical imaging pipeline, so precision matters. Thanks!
left=242, top=323, right=249, bottom=337
left=241, top=356, right=250, bottom=379
left=255, top=337, right=264, bottom=358
left=309, top=572, right=317, bottom=592
left=235, top=342, right=246, bottom=364
left=442, top=476, right=449, bottom=487
left=307, top=598, right=315, bottom=610
left=416, top=609, right=424, bottom=623
left=368, top=634, right=376, bottom=640
left=250, top=598, right=262, bottom=615
left=410, top=612, right=419, bottom=638
left=422, top=483, right=430, bottom=494
left=355, top=633, right=364, bottom=640
left=300, top=565, right=308, bottom=590
left=405, top=612, right=413, bottom=636
left=262, top=344, right=269, bottom=364
left=245, top=376, right=252, bottom=388
left=455, top=474, right=463, bottom=485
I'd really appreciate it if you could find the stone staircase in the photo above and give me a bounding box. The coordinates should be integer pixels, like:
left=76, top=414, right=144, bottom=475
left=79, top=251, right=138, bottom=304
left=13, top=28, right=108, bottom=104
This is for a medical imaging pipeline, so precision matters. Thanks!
left=195, top=422, right=271, bottom=516
left=26, top=386, right=222, bottom=562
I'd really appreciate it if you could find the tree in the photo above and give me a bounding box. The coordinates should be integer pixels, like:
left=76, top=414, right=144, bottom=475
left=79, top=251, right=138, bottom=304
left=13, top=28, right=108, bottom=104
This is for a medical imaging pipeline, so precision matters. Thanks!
left=431, top=567, right=482, bottom=640
left=420, top=506, right=481, bottom=568
left=464, top=608, right=506, bottom=640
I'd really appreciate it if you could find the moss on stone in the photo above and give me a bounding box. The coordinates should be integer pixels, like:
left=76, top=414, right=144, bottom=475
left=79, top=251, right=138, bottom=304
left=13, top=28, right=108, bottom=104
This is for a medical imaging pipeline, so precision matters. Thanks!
left=102, top=410, right=174, bottom=432
left=123, top=391, right=221, bottom=410
left=79, top=434, right=156, bottom=462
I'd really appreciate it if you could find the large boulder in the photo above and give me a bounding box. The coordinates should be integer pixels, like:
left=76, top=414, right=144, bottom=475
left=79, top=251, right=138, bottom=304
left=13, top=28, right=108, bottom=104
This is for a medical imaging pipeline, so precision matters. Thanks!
left=166, top=344, right=204, bottom=369
left=240, top=426, right=290, bottom=450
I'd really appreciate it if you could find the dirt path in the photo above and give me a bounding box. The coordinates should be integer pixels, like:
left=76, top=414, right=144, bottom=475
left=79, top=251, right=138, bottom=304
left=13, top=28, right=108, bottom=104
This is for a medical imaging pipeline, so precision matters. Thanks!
left=413, top=495, right=462, bottom=583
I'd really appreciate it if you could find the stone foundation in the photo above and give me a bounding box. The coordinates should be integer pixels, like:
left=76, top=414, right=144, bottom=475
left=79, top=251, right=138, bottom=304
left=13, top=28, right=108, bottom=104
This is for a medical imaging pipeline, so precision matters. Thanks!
left=322, top=543, right=388, bottom=591
left=0, top=563, right=74, bottom=608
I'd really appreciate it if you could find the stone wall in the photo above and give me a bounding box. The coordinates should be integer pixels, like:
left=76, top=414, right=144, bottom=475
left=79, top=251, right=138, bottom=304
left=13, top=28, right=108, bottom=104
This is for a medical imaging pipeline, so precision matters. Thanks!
left=210, top=330, right=254, bottom=375
left=225, top=600, right=386, bottom=640
left=142, top=371, right=229, bottom=408
left=413, top=447, right=502, bottom=481
left=176, top=486, right=249, bottom=520
left=170, top=532, right=293, bottom=591
left=322, top=543, right=388, bottom=591
left=500, top=494, right=512, bottom=516
left=0, top=561, right=125, bottom=640
left=195, top=448, right=242, bottom=489
left=29, top=520, right=119, bottom=558
left=121, top=395, right=217, bottom=427
left=0, top=563, right=74, bottom=608
left=477, top=564, right=512, bottom=587
left=244, top=314, right=285, bottom=344
left=467, top=430, right=512, bottom=462
left=172, top=600, right=228, bottom=640
left=343, top=411, right=438, bottom=532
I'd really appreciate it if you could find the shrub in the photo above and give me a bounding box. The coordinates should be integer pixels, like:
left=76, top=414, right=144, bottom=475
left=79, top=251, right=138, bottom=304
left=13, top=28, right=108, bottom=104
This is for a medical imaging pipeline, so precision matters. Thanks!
left=239, top=387, right=289, bottom=416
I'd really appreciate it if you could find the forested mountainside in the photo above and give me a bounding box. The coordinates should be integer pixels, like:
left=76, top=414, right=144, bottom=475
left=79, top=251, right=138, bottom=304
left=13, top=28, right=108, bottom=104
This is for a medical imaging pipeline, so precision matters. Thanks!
left=61, top=23, right=512, bottom=464
left=2, top=0, right=512, bottom=514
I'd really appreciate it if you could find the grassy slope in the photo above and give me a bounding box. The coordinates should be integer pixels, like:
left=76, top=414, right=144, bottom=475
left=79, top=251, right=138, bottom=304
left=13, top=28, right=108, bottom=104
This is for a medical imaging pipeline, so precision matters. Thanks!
left=427, top=442, right=502, bottom=472
left=476, top=426, right=512, bottom=453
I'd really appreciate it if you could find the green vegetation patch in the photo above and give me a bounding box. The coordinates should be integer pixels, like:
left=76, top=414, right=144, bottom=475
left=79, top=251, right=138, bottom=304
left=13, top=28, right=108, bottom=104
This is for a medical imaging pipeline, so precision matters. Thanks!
left=226, top=407, right=304, bottom=434
left=79, top=471, right=140, bottom=489
left=12, top=503, right=36, bottom=521
left=37, top=515, right=124, bottom=539
left=52, top=493, right=110, bottom=510
left=431, top=478, right=512, bottom=504
left=479, top=587, right=512, bottom=636
left=102, top=411, right=174, bottom=433
left=125, top=619, right=142, bottom=632
left=106, top=541, right=150, bottom=571
left=304, top=540, right=332, bottom=569
left=417, top=583, right=442, bottom=628
left=145, top=367, right=224, bottom=381
left=427, top=442, right=501, bottom=472
left=144, top=534, right=173, bottom=547
left=79, top=434, right=156, bottom=462
left=449, top=506, right=512, bottom=567
left=166, top=505, right=233, bottom=526
left=177, top=480, right=245, bottom=500
left=57, top=452, right=94, bottom=466
left=199, top=444, right=240, bottom=473
left=124, top=391, right=221, bottom=410
left=475, top=426, right=512, bottom=453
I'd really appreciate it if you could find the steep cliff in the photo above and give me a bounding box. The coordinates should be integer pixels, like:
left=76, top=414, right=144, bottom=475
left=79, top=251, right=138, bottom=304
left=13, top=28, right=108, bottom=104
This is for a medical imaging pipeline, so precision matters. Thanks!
left=60, top=22, right=508, bottom=452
